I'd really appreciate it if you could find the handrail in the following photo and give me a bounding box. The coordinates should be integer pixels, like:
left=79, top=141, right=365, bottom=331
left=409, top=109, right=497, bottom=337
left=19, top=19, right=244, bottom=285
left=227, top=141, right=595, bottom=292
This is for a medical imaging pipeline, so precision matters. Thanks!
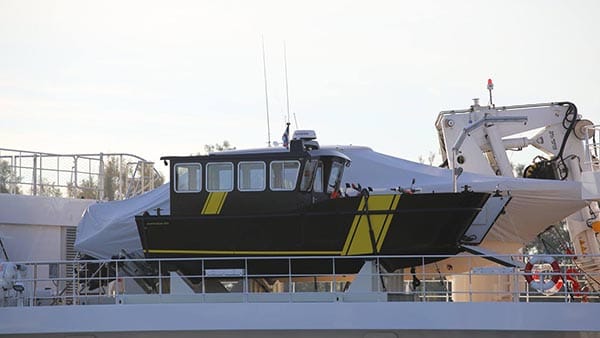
left=0, top=148, right=163, bottom=200
left=583, top=125, right=600, bottom=172
left=1, top=253, right=597, bottom=307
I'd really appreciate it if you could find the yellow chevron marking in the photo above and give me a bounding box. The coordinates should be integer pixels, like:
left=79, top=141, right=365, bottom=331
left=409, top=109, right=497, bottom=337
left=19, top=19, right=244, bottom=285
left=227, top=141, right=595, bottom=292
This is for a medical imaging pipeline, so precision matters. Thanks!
left=342, top=196, right=366, bottom=254
left=366, top=195, right=396, bottom=210
left=342, top=195, right=398, bottom=255
left=201, top=192, right=228, bottom=215
left=201, top=192, right=213, bottom=214
left=215, top=191, right=227, bottom=213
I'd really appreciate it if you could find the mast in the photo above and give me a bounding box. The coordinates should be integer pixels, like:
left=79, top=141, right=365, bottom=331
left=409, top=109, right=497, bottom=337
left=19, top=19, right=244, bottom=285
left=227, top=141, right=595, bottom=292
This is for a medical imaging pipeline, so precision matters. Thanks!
left=262, top=36, right=272, bottom=147
left=283, top=41, right=291, bottom=124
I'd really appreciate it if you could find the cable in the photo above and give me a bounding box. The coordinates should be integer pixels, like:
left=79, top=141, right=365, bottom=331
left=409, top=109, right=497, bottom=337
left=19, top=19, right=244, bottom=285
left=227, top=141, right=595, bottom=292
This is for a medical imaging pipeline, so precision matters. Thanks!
left=554, top=102, right=578, bottom=180
left=524, top=103, right=579, bottom=181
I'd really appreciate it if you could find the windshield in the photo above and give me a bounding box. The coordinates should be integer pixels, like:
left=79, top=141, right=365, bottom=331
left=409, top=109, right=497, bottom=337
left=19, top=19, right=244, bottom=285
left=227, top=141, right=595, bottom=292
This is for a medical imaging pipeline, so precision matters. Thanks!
left=327, top=162, right=344, bottom=193
left=300, top=159, right=318, bottom=191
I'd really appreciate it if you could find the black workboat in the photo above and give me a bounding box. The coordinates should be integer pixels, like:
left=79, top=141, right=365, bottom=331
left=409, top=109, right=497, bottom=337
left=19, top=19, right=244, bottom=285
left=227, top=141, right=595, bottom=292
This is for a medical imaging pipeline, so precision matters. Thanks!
left=136, top=131, right=500, bottom=275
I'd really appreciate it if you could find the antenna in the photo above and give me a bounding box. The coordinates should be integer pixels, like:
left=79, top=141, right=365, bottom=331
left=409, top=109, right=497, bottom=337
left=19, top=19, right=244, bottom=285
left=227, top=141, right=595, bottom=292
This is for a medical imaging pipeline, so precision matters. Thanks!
left=283, top=41, right=291, bottom=125
left=262, top=36, right=272, bottom=147
left=487, top=78, right=494, bottom=107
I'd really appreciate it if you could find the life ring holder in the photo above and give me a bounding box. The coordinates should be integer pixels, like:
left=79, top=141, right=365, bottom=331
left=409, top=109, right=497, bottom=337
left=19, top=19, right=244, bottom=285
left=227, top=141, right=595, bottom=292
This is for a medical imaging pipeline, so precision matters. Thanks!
left=524, top=255, right=563, bottom=295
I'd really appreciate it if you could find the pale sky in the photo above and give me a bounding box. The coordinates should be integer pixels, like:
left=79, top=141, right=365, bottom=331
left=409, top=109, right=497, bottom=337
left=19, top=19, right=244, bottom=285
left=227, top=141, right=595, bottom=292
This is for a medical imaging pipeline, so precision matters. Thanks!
left=2, top=0, right=600, bottom=175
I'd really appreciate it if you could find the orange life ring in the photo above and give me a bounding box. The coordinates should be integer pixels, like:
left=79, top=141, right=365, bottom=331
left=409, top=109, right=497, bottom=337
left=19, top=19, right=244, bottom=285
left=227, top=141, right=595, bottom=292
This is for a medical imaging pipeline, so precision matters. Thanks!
left=524, top=256, right=563, bottom=295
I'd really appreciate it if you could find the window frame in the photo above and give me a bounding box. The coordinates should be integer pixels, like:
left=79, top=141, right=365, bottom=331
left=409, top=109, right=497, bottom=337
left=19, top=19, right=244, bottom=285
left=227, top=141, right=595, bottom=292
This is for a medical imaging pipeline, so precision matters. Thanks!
left=300, top=159, right=319, bottom=192
left=237, top=161, right=266, bottom=192
left=327, top=161, right=344, bottom=194
left=313, top=161, right=324, bottom=193
left=205, top=162, right=234, bottom=192
left=269, top=160, right=301, bottom=191
left=173, top=162, right=202, bottom=193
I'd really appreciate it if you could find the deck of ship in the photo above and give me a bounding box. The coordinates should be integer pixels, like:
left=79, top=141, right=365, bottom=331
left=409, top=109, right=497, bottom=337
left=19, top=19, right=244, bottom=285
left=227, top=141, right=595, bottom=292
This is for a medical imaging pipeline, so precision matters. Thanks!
left=1, top=254, right=599, bottom=337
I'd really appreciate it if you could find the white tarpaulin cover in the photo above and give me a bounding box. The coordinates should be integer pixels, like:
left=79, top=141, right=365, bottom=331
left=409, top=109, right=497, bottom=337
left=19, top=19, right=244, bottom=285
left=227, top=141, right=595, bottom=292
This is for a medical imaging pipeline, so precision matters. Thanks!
left=75, top=146, right=586, bottom=259
left=75, top=184, right=169, bottom=258
left=336, top=146, right=585, bottom=244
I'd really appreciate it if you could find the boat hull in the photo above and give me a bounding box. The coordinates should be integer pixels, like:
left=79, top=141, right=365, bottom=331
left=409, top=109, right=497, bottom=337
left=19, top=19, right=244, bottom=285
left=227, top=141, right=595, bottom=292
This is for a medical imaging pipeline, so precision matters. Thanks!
left=136, top=192, right=489, bottom=274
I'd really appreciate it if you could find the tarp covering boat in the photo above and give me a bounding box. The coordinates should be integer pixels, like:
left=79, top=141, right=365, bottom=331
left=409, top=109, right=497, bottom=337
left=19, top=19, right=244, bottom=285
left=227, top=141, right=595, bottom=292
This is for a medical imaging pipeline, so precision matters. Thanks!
left=337, top=146, right=585, bottom=244
left=75, top=183, right=169, bottom=258
left=75, top=146, right=585, bottom=259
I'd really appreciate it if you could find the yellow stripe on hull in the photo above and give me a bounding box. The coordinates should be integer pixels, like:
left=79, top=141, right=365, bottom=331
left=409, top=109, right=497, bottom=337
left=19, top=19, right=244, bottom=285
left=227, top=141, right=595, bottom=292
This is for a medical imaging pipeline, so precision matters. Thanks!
left=342, top=194, right=400, bottom=255
left=201, top=192, right=228, bottom=215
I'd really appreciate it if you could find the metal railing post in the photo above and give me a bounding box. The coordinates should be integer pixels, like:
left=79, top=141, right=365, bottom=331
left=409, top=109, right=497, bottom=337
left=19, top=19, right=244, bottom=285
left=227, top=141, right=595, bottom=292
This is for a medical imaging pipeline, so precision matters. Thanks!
left=158, top=260, right=162, bottom=297
left=201, top=259, right=205, bottom=301
left=33, top=263, right=37, bottom=307
left=32, top=154, right=37, bottom=196
left=513, top=266, right=519, bottom=303
left=244, top=258, right=249, bottom=302
left=115, top=260, right=119, bottom=304
left=288, top=258, right=292, bottom=303
left=332, top=257, right=337, bottom=298
left=421, top=256, right=426, bottom=302
left=98, top=153, right=104, bottom=200
left=469, top=255, right=472, bottom=302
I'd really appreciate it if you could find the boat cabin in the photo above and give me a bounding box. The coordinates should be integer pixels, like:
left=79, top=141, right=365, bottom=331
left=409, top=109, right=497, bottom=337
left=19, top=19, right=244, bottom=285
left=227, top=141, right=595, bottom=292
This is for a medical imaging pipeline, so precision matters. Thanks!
left=162, top=131, right=351, bottom=217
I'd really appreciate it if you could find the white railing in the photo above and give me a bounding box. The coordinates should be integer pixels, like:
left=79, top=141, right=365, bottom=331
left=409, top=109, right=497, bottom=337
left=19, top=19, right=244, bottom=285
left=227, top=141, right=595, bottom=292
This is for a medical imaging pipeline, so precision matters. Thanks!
left=1, top=253, right=598, bottom=307
left=583, top=125, right=600, bottom=172
left=0, top=148, right=163, bottom=200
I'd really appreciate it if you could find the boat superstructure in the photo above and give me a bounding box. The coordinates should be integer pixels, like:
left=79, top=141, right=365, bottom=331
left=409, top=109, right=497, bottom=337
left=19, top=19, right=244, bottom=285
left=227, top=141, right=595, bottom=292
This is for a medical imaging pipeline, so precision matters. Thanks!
left=135, top=131, right=507, bottom=275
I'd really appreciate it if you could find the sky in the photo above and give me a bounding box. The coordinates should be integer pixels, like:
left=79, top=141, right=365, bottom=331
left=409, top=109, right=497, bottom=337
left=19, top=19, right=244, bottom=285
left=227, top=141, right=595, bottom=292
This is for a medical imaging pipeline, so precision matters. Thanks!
left=1, top=0, right=600, bottom=177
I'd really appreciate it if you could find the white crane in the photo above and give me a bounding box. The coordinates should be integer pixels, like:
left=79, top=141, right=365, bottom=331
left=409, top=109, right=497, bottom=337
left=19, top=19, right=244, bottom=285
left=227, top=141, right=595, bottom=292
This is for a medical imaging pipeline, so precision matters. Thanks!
left=436, top=80, right=600, bottom=277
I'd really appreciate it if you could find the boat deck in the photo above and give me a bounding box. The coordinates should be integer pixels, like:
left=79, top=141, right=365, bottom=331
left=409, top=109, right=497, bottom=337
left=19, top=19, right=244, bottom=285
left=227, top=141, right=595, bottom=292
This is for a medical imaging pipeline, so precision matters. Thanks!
left=1, top=254, right=599, bottom=337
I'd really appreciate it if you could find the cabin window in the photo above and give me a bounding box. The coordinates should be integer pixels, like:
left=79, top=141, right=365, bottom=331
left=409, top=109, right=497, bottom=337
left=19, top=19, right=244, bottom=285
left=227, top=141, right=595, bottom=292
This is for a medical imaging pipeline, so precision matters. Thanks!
left=313, top=162, right=323, bottom=192
left=174, top=163, right=202, bottom=193
left=327, top=162, right=344, bottom=193
left=300, top=159, right=318, bottom=191
left=206, top=162, right=234, bottom=192
left=238, top=161, right=266, bottom=191
left=270, top=160, right=300, bottom=191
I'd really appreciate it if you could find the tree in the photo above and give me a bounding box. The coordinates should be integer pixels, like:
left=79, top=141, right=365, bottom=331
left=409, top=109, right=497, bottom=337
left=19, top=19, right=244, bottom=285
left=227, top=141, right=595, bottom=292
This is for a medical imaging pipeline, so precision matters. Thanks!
left=418, top=151, right=437, bottom=166
left=38, top=178, right=62, bottom=197
left=203, top=141, right=235, bottom=155
left=512, top=162, right=526, bottom=178
left=102, top=156, right=165, bottom=200
left=524, top=221, right=572, bottom=262
left=103, top=156, right=123, bottom=201
left=67, top=178, right=98, bottom=199
left=0, top=160, right=21, bottom=194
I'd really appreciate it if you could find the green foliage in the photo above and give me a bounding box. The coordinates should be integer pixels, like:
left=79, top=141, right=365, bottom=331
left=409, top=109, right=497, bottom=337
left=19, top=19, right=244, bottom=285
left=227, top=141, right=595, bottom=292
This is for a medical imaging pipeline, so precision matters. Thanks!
left=67, top=178, right=98, bottom=199
left=0, top=160, right=21, bottom=194
left=524, top=222, right=572, bottom=261
left=512, top=163, right=526, bottom=178
left=102, top=156, right=165, bottom=200
left=38, top=178, right=62, bottom=197
left=202, top=141, right=235, bottom=155
left=417, top=151, right=437, bottom=166
left=103, top=156, right=124, bottom=201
